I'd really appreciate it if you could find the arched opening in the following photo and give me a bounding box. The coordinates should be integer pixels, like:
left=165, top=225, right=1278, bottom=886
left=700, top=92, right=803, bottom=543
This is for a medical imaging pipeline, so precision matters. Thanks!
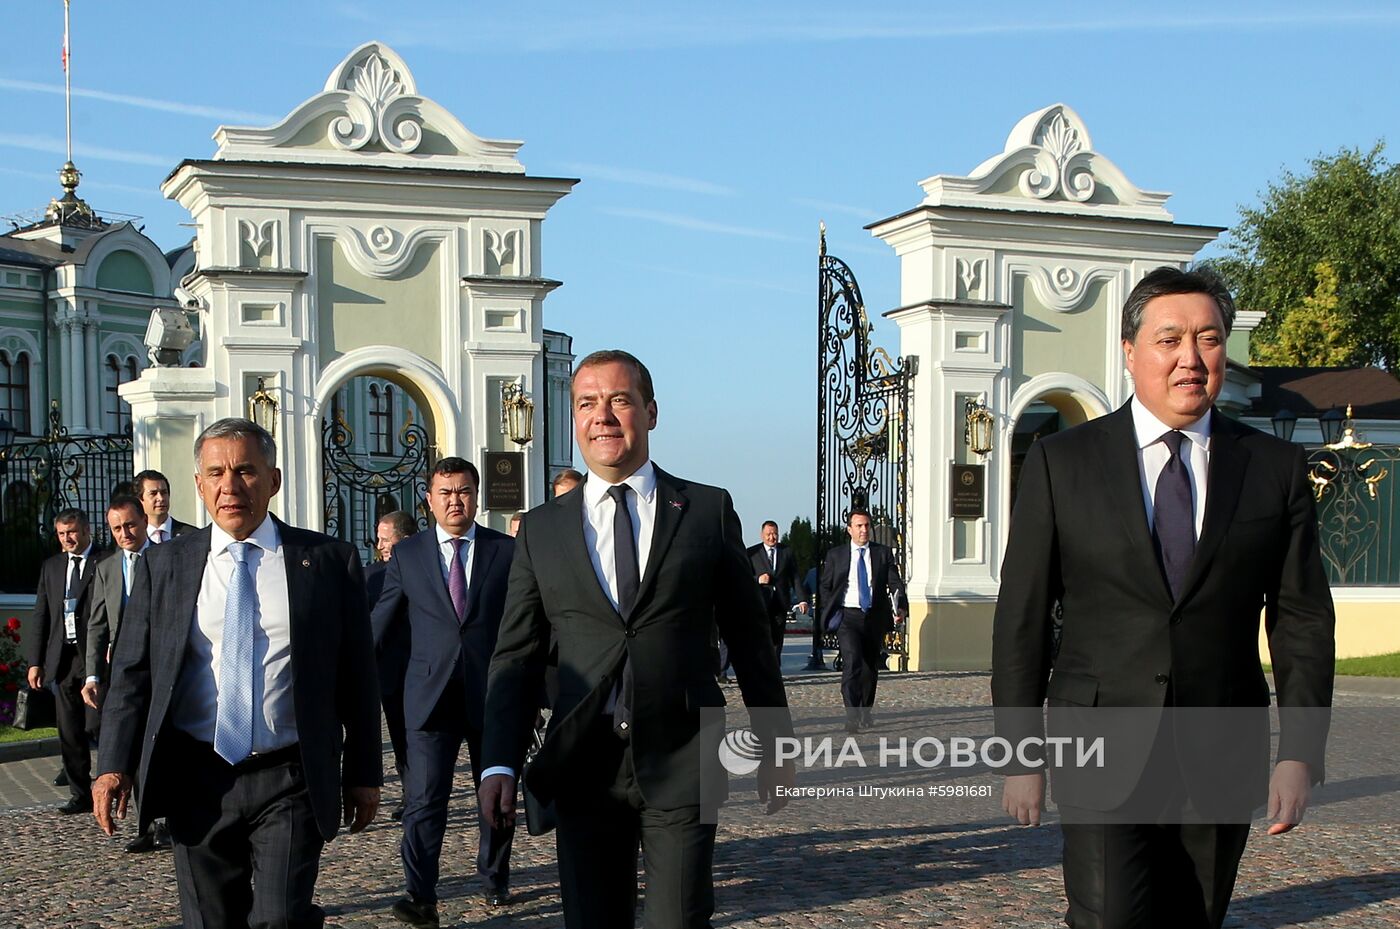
left=1009, top=389, right=1100, bottom=506
left=320, top=370, right=439, bottom=564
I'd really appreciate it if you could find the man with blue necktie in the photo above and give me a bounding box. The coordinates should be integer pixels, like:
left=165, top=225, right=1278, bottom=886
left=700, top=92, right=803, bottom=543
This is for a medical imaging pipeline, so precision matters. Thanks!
left=92, top=418, right=382, bottom=929
left=819, top=508, right=907, bottom=733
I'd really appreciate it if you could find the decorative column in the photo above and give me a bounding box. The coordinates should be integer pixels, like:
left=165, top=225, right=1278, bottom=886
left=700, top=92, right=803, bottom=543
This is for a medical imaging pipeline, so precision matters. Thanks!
left=84, top=317, right=101, bottom=433
left=56, top=316, right=72, bottom=428
left=66, top=318, right=87, bottom=431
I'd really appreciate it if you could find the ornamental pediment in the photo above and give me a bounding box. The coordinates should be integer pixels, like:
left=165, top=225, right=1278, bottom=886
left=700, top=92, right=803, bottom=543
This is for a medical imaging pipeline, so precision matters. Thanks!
left=212, top=42, right=525, bottom=173
left=916, top=104, right=1172, bottom=220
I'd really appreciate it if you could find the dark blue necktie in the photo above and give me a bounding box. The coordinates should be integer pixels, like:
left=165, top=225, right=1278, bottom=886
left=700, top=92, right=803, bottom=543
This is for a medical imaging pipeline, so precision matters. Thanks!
left=1153, top=431, right=1196, bottom=600
left=856, top=547, right=872, bottom=610
left=608, top=485, right=639, bottom=737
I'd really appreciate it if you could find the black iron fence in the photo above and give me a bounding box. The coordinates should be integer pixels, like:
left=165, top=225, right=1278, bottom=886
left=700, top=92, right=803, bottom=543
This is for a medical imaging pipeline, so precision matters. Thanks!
left=1308, top=443, right=1399, bottom=586
left=0, top=402, right=134, bottom=594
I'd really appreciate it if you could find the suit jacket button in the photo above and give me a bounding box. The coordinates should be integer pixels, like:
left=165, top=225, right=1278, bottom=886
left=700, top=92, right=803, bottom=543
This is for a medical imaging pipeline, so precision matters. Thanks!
left=1154, top=673, right=1169, bottom=685
left=625, top=628, right=636, bottom=638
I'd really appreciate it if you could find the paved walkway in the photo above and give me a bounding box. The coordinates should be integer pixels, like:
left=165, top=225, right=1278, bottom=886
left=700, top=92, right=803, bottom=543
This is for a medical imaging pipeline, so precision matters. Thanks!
left=3, top=643, right=1396, bottom=928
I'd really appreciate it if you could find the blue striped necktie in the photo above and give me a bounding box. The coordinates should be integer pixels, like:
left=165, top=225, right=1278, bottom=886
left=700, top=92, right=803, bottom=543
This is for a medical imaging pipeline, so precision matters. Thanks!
left=213, top=541, right=256, bottom=763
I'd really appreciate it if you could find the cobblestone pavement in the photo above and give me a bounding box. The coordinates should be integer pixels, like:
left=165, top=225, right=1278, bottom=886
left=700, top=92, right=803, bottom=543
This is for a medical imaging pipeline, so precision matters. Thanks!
left=3, top=644, right=1397, bottom=928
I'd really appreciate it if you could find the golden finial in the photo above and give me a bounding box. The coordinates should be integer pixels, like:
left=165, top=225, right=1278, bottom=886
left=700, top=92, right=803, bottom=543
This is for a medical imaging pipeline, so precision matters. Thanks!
left=819, top=220, right=827, bottom=258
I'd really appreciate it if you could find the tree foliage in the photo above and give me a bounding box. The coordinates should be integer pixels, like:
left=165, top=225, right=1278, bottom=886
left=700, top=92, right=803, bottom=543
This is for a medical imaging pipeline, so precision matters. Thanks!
left=1213, top=144, right=1400, bottom=370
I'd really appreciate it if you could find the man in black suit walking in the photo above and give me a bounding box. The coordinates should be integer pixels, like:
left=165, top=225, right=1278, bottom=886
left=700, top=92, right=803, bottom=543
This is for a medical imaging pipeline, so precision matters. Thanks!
left=371, top=459, right=516, bottom=927
left=93, top=418, right=382, bottom=929
left=134, top=468, right=195, bottom=545
left=819, top=509, right=907, bottom=732
left=992, top=267, right=1336, bottom=929
left=25, top=506, right=100, bottom=814
left=368, top=509, right=418, bottom=823
left=479, top=349, right=794, bottom=929
left=746, top=520, right=809, bottom=653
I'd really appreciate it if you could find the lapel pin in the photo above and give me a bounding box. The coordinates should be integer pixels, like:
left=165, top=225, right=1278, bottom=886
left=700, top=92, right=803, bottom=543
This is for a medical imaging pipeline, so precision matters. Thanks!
left=670, top=500, right=684, bottom=510
left=302, top=558, right=311, bottom=568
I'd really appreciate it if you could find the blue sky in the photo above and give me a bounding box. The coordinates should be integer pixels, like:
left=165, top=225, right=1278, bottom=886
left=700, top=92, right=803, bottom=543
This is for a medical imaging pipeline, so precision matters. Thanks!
left=3, top=2, right=1398, bottom=536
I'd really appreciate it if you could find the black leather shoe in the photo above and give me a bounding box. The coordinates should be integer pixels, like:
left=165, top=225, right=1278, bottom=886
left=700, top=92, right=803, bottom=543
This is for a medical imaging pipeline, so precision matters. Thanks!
left=125, top=831, right=157, bottom=853
left=390, top=895, right=439, bottom=928
left=58, top=796, right=92, bottom=815
left=844, top=721, right=861, bottom=735
left=483, top=887, right=510, bottom=907
left=53, top=769, right=69, bottom=788
left=860, top=711, right=876, bottom=729
left=152, top=820, right=173, bottom=850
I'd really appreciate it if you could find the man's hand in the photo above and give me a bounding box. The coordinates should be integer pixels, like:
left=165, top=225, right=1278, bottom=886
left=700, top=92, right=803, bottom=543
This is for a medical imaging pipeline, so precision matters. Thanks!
left=80, top=681, right=100, bottom=710
left=795, top=601, right=809, bottom=615
left=757, top=573, right=772, bottom=585
left=1003, top=772, right=1045, bottom=826
left=479, top=773, right=517, bottom=830
left=92, top=772, right=132, bottom=836
left=26, top=666, right=42, bottom=690
left=757, top=756, right=795, bottom=814
left=342, top=786, right=379, bottom=834
left=1267, top=760, right=1311, bottom=835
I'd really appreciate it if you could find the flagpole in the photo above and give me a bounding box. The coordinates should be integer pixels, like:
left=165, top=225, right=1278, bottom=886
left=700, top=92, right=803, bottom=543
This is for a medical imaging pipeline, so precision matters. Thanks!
left=63, top=0, right=72, bottom=164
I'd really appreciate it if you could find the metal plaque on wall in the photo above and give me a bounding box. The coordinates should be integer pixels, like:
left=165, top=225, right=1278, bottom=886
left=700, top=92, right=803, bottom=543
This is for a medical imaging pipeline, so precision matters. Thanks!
left=485, top=451, right=525, bottom=511
left=950, top=463, right=985, bottom=519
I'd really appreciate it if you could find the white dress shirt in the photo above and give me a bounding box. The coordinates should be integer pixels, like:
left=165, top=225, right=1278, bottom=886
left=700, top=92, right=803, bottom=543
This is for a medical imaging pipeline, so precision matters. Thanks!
left=1130, top=397, right=1210, bottom=540
left=172, top=515, right=298, bottom=752
left=581, top=460, right=657, bottom=611
left=842, top=543, right=872, bottom=609
left=480, top=460, right=659, bottom=784
left=147, top=516, right=175, bottom=545
left=434, top=522, right=478, bottom=589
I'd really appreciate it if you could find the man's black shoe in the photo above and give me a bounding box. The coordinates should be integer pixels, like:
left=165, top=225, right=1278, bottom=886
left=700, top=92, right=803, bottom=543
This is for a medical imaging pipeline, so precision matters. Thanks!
left=125, top=831, right=157, bottom=853
left=390, top=895, right=439, bottom=928
left=391, top=802, right=405, bottom=822
left=53, top=769, right=68, bottom=788
left=58, top=796, right=91, bottom=815
left=483, top=887, right=510, bottom=907
left=844, top=721, right=860, bottom=735
left=152, top=820, right=173, bottom=850
left=859, top=711, right=876, bottom=730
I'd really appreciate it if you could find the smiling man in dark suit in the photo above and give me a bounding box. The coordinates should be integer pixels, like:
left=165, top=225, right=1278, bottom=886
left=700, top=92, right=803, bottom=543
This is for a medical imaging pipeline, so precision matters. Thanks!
left=819, top=509, right=907, bottom=733
left=479, top=349, right=794, bottom=929
left=371, top=457, right=516, bottom=928
left=25, top=506, right=101, bottom=814
left=747, top=520, right=809, bottom=653
left=134, top=469, right=196, bottom=545
left=92, top=418, right=382, bottom=929
left=992, top=267, right=1336, bottom=929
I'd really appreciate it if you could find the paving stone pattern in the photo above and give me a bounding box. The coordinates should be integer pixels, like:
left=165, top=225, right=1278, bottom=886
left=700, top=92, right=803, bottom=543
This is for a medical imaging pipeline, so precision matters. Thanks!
left=2, top=648, right=1396, bottom=928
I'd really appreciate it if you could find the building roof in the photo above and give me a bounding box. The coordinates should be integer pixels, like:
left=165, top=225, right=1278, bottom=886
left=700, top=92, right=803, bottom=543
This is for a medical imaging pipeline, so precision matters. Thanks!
left=1248, top=366, right=1400, bottom=420
left=0, top=235, right=69, bottom=269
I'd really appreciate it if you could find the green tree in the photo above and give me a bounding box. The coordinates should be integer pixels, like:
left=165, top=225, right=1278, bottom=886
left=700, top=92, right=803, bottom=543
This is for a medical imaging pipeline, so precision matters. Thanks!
left=1213, top=143, right=1400, bottom=370
left=1250, top=262, right=1356, bottom=366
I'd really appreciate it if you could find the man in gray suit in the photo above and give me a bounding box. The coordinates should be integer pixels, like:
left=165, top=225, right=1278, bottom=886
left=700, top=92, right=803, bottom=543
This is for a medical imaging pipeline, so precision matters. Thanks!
left=79, top=495, right=167, bottom=853
left=93, top=419, right=382, bottom=929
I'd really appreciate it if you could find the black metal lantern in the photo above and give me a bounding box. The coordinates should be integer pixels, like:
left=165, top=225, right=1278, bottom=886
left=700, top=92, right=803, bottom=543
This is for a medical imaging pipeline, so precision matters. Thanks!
left=1270, top=407, right=1298, bottom=443
left=1318, top=407, right=1345, bottom=447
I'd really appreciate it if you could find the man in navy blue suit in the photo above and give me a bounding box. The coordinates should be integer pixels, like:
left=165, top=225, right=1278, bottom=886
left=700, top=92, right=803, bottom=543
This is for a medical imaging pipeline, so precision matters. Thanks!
left=371, top=458, right=517, bottom=929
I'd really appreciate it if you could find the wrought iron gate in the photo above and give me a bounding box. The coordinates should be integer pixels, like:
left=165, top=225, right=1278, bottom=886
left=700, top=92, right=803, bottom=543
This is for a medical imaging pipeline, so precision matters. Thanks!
left=322, top=409, right=433, bottom=565
left=0, top=401, right=134, bottom=593
left=813, top=226, right=917, bottom=669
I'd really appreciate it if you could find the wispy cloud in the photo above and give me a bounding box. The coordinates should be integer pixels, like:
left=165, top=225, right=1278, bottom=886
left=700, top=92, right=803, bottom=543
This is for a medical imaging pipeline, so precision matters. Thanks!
left=0, top=78, right=279, bottom=125
left=0, top=133, right=173, bottom=168
left=557, top=162, right=735, bottom=197
left=0, top=166, right=163, bottom=200
left=791, top=197, right=878, bottom=222
left=331, top=5, right=1400, bottom=53
left=600, top=207, right=802, bottom=243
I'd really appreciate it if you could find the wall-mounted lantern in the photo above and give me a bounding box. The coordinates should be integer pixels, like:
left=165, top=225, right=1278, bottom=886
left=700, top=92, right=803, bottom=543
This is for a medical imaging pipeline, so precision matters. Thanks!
left=964, top=397, right=994, bottom=456
left=248, top=377, right=279, bottom=436
left=501, top=379, right=535, bottom=446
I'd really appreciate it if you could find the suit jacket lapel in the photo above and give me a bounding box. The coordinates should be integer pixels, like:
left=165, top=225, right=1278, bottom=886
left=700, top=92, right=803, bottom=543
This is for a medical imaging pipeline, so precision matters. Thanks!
left=556, top=489, right=626, bottom=623
left=1175, top=411, right=1250, bottom=605
left=634, top=468, right=687, bottom=622
left=166, top=529, right=211, bottom=669
left=1094, top=404, right=1174, bottom=607
left=413, top=532, right=459, bottom=623
left=464, top=528, right=498, bottom=624
left=106, top=556, right=125, bottom=614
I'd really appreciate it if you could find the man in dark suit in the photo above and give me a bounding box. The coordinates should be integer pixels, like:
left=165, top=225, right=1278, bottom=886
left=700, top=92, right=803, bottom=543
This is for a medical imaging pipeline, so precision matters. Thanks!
left=79, top=495, right=169, bottom=852
left=134, top=468, right=196, bottom=545
left=819, top=509, right=907, bottom=732
left=371, top=458, right=516, bottom=927
left=25, top=506, right=100, bottom=814
left=478, top=349, right=794, bottom=929
left=747, top=520, right=809, bottom=652
left=992, top=267, right=1336, bottom=929
left=368, top=509, right=418, bottom=823
left=92, top=418, right=382, bottom=929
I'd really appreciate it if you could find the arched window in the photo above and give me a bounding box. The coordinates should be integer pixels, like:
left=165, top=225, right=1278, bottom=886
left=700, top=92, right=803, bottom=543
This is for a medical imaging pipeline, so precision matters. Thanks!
left=103, top=353, right=138, bottom=435
left=0, top=350, right=31, bottom=435
left=368, top=382, right=394, bottom=455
